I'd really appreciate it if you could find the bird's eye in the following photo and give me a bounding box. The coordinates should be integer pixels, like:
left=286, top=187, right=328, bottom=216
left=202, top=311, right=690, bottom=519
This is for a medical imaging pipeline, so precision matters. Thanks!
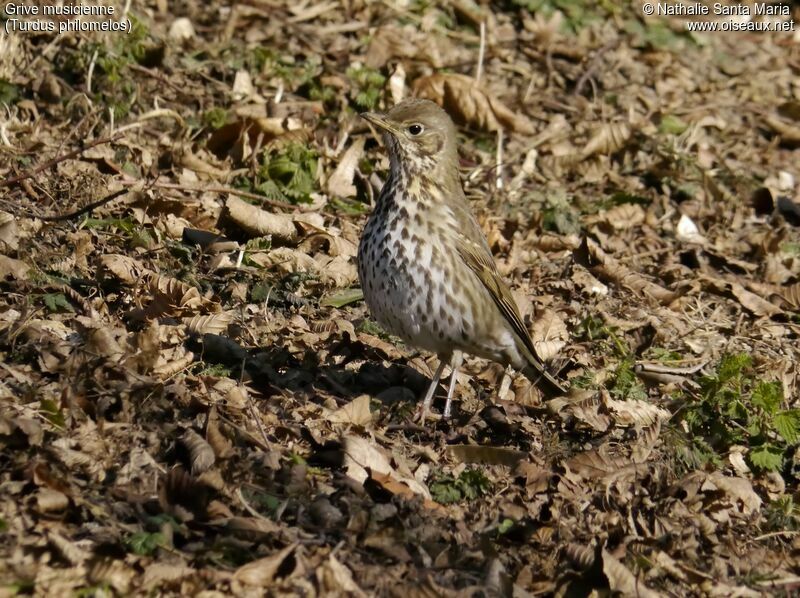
left=408, top=124, right=423, bottom=136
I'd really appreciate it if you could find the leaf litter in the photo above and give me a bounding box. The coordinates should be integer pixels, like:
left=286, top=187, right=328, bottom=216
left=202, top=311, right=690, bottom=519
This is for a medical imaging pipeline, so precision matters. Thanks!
left=0, top=1, right=799, bottom=596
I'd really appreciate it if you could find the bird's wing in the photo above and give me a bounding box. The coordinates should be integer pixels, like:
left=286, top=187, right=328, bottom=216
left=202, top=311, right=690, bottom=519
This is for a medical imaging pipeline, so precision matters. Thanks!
left=454, top=226, right=566, bottom=394
left=454, top=230, right=535, bottom=358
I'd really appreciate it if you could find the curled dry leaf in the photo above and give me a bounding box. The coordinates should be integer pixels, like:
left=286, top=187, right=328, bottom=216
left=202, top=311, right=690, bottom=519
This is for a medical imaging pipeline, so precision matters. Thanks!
left=594, top=203, right=645, bottom=231
left=564, top=445, right=636, bottom=480
left=575, top=238, right=679, bottom=305
left=182, top=312, right=235, bottom=335
left=36, top=487, right=70, bottom=513
left=316, top=554, right=368, bottom=598
left=0, top=210, right=18, bottom=251
left=233, top=543, right=298, bottom=586
left=701, top=276, right=783, bottom=318
left=413, top=73, right=535, bottom=134
left=605, top=397, right=669, bottom=429
left=179, top=429, right=215, bottom=475
left=98, top=254, right=148, bottom=284
left=327, top=394, right=373, bottom=426
left=225, top=195, right=298, bottom=244
left=327, top=137, right=365, bottom=199
left=530, top=308, right=568, bottom=362
left=0, top=254, right=30, bottom=280
left=369, top=471, right=447, bottom=515
left=780, top=281, right=800, bottom=310
left=702, top=472, right=762, bottom=515
left=601, top=548, right=662, bottom=598
left=341, top=435, right=430, bottom=499
left=763, top=101, right=800, bottom=146
left=581, top=122, right=632, bottom=158
left=365, top=25, right=472, bottom=69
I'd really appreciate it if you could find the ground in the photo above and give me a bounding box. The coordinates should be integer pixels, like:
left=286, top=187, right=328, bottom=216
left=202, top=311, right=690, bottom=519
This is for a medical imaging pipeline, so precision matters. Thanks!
left=0, top=1, right=799, bottom=596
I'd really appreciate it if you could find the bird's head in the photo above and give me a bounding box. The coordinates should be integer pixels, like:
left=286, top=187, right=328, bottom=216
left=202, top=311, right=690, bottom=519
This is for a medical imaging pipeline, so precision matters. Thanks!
left=361, top=99, right=458, bottom=175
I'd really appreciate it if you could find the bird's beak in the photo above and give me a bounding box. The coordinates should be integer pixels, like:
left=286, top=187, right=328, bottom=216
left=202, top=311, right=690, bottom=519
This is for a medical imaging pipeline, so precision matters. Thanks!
left=360, top=112, right=396, bottom=135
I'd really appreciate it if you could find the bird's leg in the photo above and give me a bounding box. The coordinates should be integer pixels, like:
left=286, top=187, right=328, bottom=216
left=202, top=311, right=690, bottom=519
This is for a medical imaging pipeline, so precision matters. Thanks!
left=443, top=351, right=464, bottom=419
left=419, top=359, right=447, bottom=423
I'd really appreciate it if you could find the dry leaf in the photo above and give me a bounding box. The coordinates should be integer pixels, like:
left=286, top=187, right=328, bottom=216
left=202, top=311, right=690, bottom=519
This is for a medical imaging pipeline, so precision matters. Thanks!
left=327, top=137, right=364, bottom=198
left=233, top=543, right=297, bottom=586
left=0, top=255, right=30, bottom=280
left=581, top=122, right=632, bottom=158
left=225, top=195, right=298, bottom=243
left=413, top=73, right=535, bottom=134
left=328, top=394, right=373, bottom=426
left=602, top=548, right=662, bottom=598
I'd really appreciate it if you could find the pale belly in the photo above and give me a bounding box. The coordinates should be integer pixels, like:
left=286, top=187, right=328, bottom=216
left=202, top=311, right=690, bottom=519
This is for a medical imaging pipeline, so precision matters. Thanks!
left=358, top=218, right=489, bottom=357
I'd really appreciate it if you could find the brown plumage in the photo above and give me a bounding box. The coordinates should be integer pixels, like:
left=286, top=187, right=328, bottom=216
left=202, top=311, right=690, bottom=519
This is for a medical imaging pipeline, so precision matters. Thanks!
left=358, top=99, right=565, bottom=419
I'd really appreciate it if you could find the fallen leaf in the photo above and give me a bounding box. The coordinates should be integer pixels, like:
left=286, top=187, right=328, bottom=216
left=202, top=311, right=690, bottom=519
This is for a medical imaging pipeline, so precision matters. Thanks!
left=413, top=73, right=535, bottom=134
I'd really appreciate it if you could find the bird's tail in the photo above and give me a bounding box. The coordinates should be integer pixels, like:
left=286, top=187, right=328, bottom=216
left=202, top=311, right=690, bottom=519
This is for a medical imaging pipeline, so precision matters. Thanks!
left=522, top=357, right=566, bottom=396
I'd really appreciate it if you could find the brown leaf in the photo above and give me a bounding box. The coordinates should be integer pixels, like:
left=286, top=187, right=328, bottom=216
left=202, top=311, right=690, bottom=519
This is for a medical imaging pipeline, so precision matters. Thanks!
left=179, top=429, right=215, bottom=475
left=0, top=255, right=30, bottom=280
left=316, top=554, right=368, bottom=597
left=233, top=543, right=298, bottom=586
left=0, top=211, right=19, bottom=252
left=601, top=548, right=662, bottom=598
left=447, top=445, right=526, bottom=467
left=327, top=137, right=365, bottom=199
left=413, top=73, right=535, bottom=134
left=98, top=254, right=148, bottom=284
left=225, top=195, right=298, bottom=243
left=328, top=394, right=373, bottom=426
left=182, top=312, right=235, bottom=335
left=575, top=238, right=679, bottom=305
left=581, top=122, right=632, bottom=158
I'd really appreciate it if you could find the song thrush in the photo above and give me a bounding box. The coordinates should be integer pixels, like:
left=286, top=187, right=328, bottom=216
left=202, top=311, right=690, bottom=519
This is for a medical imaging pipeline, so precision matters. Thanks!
left=358, top=99, right=565, bottom=420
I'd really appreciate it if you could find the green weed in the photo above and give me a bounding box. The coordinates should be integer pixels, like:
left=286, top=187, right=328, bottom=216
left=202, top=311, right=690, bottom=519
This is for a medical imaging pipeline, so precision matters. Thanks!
left=681, top=353, right=798, bottom=473
left=430, top=469, right=492, bottom=504
left=347, top=66, right=386, bottom=111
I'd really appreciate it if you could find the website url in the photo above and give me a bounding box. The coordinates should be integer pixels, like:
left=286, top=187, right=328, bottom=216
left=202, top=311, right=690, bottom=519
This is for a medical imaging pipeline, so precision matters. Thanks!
left=685, top=19, right=795, bottom=32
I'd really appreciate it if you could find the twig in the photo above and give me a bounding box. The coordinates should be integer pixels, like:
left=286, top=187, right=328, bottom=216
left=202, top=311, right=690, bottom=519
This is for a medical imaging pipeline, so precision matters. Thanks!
left=475, top=20, right=486, bottom=85
left=86, top=48, right=99, bottom=95
left=117, top=176, right=301, bottom=210
left=495, top=128, right=504, bottom=190
left=21, top=188, right=130, bottom=221
left=574, top=39, right=619, bottom=97
left=0, top=133, right=124, bottom=189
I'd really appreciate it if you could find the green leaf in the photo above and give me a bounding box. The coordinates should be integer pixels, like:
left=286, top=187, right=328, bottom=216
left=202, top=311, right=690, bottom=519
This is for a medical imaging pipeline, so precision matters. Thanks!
left=127, top=531, right=165, bottom=556
left=749, top=444, right=784, bottom=472
left=43, top=293, right=74, bottom=314
left=773, top=410, right=800, bottom=444
left=659, top=114, right=689, bottom=135
left=430, top=478, right=462, bottom=505
left=717, top=353, right=751, bottom=383
left=0, top=79, right=20, bottom=105
left=39, top=399, right=65, bottom=428
left=497, top=518, right=515, bottom=535
left=321, top=288, right=364, bottom=308
left=752, top=381, right=783, bottom=414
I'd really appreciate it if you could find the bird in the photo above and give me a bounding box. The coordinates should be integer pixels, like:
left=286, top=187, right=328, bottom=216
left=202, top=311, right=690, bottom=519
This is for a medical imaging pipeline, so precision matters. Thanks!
left=357, top=98, right=566, bottom=421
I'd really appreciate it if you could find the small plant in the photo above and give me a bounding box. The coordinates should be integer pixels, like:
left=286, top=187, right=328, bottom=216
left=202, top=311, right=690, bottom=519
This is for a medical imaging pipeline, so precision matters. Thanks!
left=203, top=107, right=229, bottom=130
left=346, top=66, right=386, bottom=110
left=126, top=531, right=166, bottom=556
left=541, top=191, right=581, bottom=236
left=430, top=468, right=492, bottom=504
left=254, top=143, right=318, bottom=204
left=610, top=357, right=648, bottom=401
left=764, top=495, right=800, bottom=532
left=682, top=354, right=799, bottom=473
